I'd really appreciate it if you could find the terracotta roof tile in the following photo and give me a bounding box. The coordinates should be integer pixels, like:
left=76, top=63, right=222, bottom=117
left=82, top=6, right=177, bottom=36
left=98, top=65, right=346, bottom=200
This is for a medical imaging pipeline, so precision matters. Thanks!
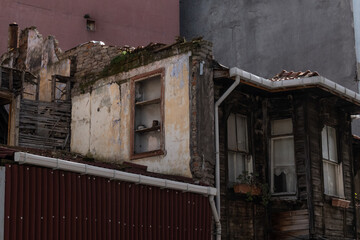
left=270, top=70, right=319, bottom=81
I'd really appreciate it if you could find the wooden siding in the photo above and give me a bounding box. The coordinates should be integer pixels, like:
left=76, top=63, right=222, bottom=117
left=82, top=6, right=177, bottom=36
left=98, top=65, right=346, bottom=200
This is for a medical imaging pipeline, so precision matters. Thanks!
left=216, top=85, right=357, bottom=239
left=308, top=96, right=356, bottom=239
left=18, top=99, right=71, bottom=150
left=271, top=209, right=309, bottom=239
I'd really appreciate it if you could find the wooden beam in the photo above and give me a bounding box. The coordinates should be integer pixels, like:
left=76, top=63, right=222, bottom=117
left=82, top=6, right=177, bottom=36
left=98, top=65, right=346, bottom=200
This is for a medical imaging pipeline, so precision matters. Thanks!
left=51, top=75, right=56, bottom=102
left=36, top=77, right=40, bottom=101
left=66, top=79, right=71, bottom=101
left=9, top=69, right=13, bottom=90
left=21, top=71, right=25, bottom=98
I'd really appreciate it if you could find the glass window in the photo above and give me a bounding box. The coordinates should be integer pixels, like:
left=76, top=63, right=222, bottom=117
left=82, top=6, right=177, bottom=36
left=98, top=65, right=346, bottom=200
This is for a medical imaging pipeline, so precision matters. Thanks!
left=227, top=113, right=252, bottom=183
left=271, top=118, right=297, bottom=194
left=322, top=125, right=344, bottom=197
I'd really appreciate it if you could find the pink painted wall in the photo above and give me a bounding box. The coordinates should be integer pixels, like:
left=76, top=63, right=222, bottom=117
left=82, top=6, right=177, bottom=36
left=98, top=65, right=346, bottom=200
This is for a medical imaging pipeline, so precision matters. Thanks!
left=0, top=0, right=179, bottom=52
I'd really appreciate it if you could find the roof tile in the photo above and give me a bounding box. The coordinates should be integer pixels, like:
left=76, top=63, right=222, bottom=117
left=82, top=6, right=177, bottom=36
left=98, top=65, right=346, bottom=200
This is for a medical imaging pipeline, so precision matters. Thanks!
left=270, top=70, right=319, bottom=81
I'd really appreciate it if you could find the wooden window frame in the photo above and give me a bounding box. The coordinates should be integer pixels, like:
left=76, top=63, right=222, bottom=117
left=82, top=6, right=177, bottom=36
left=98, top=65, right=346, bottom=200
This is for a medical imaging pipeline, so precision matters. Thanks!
left=270, top=118, right=297, bottom=196
left=227, top=113, right=253, bottom=183
left=321, top=125, right=344, bottom=198
left=130, top=68, right=165, bottom=160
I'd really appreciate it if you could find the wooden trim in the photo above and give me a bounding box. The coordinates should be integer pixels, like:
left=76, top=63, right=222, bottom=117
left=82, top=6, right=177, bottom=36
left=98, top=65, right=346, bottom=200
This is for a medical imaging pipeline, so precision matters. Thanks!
left=8, top=69, right=13, bottom=90
left=130, top=68, right=165, bottom=160
left=7, top=101, right=12, bottom=145
left=131, top=68, right=164, bottom=82
left=135, top=98, right=161, bottom=106
left=130, top=149, right=164, bottom=160
left=303, top=95, right=315, bottom=235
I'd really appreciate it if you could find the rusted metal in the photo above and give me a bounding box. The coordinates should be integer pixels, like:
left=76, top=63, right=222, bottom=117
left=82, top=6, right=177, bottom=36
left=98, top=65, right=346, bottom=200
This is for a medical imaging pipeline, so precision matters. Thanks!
left=3, top=164, right=212, bottom=239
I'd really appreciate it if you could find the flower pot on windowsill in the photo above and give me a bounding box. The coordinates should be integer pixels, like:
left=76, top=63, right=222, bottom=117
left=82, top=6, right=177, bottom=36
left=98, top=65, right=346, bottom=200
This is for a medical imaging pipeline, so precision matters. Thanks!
left=233, top=184, right=261, bottom=195
left=332, top=198, right=350, bottom=208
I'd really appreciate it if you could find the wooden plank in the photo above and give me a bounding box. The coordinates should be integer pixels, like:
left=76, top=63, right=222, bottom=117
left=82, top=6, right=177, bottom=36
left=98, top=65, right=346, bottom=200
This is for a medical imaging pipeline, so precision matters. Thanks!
left=18, top=98, right=71, bottom=150
left=21, top=71, right=25, bottom=98
left=36, top=77, right=40, bottom=100
left=274, top=223, right=309, bottom=232
left=9, top=69, right=13, bottom=90
left=51, top=75, right=56, bottom=102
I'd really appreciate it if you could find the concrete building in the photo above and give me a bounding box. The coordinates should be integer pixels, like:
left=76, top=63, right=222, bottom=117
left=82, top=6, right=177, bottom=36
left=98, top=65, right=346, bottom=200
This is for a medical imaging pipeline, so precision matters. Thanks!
left=180, top=0, right=358, bottom=91
left=0, top=0, right=179, bottom=52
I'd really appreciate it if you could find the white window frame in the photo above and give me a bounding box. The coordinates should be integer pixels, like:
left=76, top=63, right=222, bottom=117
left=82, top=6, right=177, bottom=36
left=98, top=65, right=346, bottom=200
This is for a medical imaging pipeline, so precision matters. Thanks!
left=321, top=125, right=344, bottom=198
left=270, top=118, right=297, bottom=195
left=227, top=113, right=253, bottom=183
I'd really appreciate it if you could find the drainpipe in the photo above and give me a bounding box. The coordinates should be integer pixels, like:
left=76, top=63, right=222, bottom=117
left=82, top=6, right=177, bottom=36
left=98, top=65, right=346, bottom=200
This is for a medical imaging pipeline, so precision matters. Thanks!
left=215, top=71, right=241, bottom=220
left=209, top=196, right=221, bottom=240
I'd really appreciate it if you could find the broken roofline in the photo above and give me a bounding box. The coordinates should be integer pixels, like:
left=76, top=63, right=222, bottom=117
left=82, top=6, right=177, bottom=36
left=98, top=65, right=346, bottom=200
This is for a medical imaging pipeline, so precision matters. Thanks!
left=230, top=67, right=360, bottom=108
left=14, top=151, right=217, bottom=196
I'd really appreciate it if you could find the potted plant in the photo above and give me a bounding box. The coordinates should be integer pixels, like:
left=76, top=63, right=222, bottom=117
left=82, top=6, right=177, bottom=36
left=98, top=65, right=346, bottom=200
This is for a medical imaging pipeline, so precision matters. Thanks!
left=233, top=171, right=262, bottom=196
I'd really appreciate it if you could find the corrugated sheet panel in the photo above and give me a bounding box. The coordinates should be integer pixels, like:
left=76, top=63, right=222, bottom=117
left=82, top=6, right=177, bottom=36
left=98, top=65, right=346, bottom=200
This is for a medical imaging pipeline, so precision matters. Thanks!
left=3, top=164, right=212, bottom=240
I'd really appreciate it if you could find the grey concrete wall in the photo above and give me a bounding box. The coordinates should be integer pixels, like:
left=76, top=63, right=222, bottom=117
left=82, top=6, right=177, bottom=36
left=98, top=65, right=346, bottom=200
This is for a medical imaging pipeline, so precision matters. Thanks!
left=354, top=0, right=360, bottom=78
left=181, top=0, right=358, bottom=91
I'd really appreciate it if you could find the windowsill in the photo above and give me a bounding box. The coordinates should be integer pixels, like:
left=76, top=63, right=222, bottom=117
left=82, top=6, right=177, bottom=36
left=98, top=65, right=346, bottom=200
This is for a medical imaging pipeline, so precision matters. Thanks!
left=324, top=194, right=346, bottom=200
left=271, top=192, right=297, bottom=200
left=130, top=149, right=164, bottom=160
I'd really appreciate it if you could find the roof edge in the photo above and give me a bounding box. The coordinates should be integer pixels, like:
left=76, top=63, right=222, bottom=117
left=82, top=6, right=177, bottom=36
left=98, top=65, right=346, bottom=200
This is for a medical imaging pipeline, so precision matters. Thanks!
left=229, top=67, right=360, bottom=106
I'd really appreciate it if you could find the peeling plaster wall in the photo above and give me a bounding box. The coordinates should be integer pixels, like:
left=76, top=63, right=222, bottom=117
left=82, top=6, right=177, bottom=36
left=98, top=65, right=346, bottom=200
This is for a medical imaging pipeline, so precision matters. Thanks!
left=71, top=52, right=192, bottom=177
left=39, top=58, right=70, bottom=101
left=1, top=28, right=71, bottom=101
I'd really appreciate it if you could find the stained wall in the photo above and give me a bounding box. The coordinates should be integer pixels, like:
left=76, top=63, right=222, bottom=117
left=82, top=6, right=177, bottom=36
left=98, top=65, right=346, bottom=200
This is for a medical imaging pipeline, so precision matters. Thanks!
left=71, top=52, right=193, bottom=177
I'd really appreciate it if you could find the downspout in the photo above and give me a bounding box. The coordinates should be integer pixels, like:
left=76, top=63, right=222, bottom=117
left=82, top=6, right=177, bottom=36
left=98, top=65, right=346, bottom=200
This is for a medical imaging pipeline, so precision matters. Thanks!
left=209, top=196, right=221, bottom=240
left=215, top=71, right=241, bottom=220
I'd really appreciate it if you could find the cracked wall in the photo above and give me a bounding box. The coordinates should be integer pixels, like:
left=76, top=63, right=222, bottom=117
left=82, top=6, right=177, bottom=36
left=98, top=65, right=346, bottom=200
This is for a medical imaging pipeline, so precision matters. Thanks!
left=71, top=53, right=193, bottom=177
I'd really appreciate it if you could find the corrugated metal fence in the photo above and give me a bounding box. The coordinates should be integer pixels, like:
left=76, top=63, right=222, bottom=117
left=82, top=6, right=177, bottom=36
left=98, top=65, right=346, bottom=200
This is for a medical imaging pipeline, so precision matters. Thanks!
left=3, top=164, right=212, bottom=240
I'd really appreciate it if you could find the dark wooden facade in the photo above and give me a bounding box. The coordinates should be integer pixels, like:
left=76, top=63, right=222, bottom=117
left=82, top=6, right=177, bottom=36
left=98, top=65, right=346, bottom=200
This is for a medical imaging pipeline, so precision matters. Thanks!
left=215, top=78, right=358, bottom=239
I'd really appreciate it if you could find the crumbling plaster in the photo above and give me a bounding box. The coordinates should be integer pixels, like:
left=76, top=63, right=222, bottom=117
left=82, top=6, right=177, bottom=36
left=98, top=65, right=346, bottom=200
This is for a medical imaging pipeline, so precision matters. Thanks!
left=71, top=52, right=192, bottom=177
left=1, top=28, right=71, bottom=101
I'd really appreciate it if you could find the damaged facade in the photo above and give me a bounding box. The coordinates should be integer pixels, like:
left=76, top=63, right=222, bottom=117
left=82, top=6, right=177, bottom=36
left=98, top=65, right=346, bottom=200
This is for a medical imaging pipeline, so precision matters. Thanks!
left=1, top=26, right=360, bottom=239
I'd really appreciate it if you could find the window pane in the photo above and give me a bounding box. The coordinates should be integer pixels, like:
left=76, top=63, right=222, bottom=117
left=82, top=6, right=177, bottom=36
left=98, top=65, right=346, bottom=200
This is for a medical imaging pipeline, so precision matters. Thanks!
left=321, top=127, right=329, bottom=160
left=273, top=137, right=295, bottom=166
left=323, top=161, right=337, bottom=196
left=272, top=137, right=296, bottom=193
left=227, top=114, right=237, bottom=151
left=236, top=115, right=247, bottom=152
left=273, top=167, right=296, bottom=193
left=271, top=118, right=293, bottom=135
left=327, top=126, right=338, bottom=162
left=228, top=152, right=246, bottom=182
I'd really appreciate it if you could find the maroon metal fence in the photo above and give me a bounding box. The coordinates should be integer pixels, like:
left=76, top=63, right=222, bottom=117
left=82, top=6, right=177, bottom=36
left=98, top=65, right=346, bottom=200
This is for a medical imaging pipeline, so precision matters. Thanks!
left=3, top=164, right=212, bottom=240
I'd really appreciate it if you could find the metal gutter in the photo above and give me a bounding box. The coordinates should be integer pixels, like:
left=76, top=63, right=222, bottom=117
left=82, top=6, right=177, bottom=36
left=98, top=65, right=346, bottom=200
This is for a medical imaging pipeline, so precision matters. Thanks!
left=14, top=152, right=217, bottom=196
left=229, top=67, right=360, bottom=105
